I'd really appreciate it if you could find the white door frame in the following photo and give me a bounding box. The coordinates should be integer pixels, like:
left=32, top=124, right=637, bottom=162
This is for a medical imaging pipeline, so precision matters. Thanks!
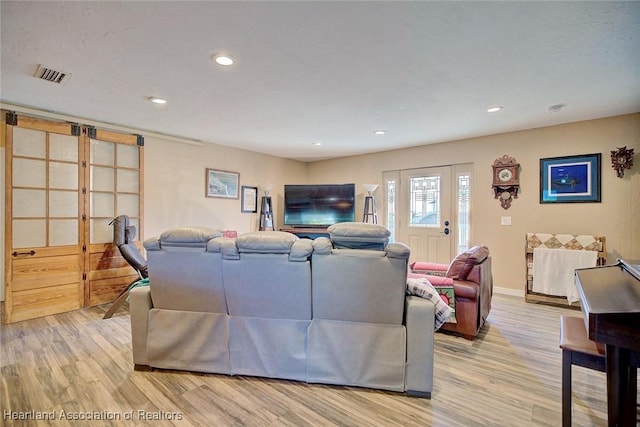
left=383, top=163, right=472, bottom=263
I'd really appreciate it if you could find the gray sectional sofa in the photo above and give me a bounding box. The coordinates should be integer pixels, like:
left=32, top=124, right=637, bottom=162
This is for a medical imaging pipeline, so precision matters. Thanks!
left=129, top=222, right=436, bottom=397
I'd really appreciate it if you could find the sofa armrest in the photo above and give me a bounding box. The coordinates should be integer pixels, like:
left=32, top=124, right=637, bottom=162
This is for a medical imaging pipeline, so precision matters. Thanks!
left=289, top=238, right=313, bottom=261
left=450, top=279, right=479, bottom=300
left=311, top=237, right=332, bottom=254
left=130, top=286, right=153, bottom=367
left=410, top=261, right=448, bottom=277
left=386, top=242, right=411, bottom=259
left=404, top=295, right=435, bottom=398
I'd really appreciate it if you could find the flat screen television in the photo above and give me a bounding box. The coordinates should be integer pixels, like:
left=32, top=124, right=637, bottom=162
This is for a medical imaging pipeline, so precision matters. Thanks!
left=284, top=183, right=356, bottom=227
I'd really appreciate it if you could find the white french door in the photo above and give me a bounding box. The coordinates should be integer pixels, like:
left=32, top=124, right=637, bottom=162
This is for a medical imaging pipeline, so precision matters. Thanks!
left=384, top=164, right=472, bottom=264
left=399, top=166, right=452, bottom=264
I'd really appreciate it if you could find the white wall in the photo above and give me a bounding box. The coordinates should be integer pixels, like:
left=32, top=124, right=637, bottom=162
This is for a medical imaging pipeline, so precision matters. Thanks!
left=2, top=110, right=639, bottom=302
left=143, top=136, right=308, bottom=239
left=1, top=147, right=4, bottom=301
left=0, top=114, right=308, bottom=303
left=306, top=113, right=640, bottom=294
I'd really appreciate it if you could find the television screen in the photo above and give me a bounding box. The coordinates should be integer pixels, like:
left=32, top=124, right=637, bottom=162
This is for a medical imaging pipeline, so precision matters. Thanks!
left=284, top=183, right=355, bottom=227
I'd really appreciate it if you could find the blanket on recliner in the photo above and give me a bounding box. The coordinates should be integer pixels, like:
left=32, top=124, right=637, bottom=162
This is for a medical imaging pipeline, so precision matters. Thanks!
left=407, top=278, right=452, bottom=330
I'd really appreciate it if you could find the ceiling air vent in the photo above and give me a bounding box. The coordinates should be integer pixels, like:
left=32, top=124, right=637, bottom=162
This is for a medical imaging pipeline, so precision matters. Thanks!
left=33, top=64, right=71, bottom=85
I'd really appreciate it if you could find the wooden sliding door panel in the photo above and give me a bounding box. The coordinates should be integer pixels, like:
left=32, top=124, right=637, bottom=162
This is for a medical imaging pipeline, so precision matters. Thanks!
left=85, top=129, right=143, bottom=307
left=87, top=243, right=139, bottom=307
left=4, top=113, right=144, bottom=323
left=11, top=253, right=80, bottom=291
left=88, top=276, right=138, bottom=307
left=88, top=244, right=138, bottom=280
left=5, top=115, right=83, bottom=323
left=10, top=283, right=80, bottom=323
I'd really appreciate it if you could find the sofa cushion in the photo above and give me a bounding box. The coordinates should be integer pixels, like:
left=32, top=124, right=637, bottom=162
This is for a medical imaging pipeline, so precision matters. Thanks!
left=328, top=222, right=390, bottom=250
left=446, top=245, right=489, bottom=280
left=159, top=226, right=222, bottom=248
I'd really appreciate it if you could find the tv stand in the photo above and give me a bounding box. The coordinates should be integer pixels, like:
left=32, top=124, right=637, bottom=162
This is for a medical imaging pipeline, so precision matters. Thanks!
left=280, top=227, right=329, bottom=239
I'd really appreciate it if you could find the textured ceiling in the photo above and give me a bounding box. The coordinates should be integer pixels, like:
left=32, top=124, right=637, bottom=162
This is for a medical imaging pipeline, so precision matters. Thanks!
left=1, top=1, right=639, bottom=162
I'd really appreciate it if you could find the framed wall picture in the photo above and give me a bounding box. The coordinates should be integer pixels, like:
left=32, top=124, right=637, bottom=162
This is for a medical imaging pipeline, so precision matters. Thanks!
left=241, top=186, right=258, bottom=213
left=540, top=153, right=601, bottom=203
left=206, top=168, right=239, bottom=199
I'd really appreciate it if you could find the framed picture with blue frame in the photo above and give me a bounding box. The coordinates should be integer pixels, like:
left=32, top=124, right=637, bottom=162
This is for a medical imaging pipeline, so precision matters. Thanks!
left=540, top=153, right=601, bottom=203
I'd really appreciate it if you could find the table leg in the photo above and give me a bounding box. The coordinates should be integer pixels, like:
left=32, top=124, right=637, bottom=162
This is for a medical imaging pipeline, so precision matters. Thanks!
left=605, top=344, right=635, bottom=427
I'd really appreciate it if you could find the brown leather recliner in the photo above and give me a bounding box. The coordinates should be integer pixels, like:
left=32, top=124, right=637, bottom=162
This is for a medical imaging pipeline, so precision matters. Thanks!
left=410, top=245, right=493, bottom=340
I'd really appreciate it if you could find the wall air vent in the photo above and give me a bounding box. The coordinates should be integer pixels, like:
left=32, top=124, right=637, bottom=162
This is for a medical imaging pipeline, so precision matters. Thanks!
left=33, top=64, right=71, bottom=85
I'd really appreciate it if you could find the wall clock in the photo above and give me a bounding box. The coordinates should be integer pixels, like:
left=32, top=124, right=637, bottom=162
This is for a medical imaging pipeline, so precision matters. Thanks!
left=492, top=155, right=520, bottom=209
left=610, top=146, right=634, bottom=178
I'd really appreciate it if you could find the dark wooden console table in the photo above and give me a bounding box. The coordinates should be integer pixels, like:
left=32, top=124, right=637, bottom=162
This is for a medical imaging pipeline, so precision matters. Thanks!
left=280, top=227, right=329, bottom=239
left=575, top=260, right=640, bottom=427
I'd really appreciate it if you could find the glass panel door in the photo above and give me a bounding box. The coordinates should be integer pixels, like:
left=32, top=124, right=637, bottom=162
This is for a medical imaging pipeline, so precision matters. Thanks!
left=5, top=117, right=83, bottom=323
left=398, top=166, right=452, bottom=264
left=382, top=171, right=400, bottom=243
left=456, top=173, right=471, bottom=253
left=4, top=114, right=144, bottom=322
left=385, top=164, right=473, bottom=264
left=85, top=129, right=143, bottom=306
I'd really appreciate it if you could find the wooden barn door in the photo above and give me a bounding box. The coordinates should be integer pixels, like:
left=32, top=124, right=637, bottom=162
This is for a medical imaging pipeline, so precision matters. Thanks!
left=84, top=128, right=144, bottom=307
left=4, top=112, right=144, bottom=323
left=4, top=115, right=85, bottom=323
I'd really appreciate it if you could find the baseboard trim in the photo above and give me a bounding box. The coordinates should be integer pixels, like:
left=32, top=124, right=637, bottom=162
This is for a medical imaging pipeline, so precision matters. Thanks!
left=493, top=286, right=523, bottom=297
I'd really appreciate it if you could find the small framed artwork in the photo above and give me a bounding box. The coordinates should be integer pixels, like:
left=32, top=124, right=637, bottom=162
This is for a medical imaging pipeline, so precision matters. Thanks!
left=241, top=186, right=258, bottom=213
left=540, top=153, right=601, bottom=203
left=206, top=168, right=239, bottom=199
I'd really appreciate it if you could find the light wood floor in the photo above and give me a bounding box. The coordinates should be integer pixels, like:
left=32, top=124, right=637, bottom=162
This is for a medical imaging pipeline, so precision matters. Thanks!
left=1, top=294, right=637, bottom=426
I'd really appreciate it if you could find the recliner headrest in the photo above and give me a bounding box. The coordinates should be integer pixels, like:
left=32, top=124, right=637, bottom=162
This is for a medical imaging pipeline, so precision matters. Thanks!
left=111, top=215, right=130, bottom=246
left=327, top=222, right=390, bottom=250
left=446, top=245, right=490, bottom=280
left=236, top=231, right=298, bottom=253
left=159, top=226, right=223, bottom=248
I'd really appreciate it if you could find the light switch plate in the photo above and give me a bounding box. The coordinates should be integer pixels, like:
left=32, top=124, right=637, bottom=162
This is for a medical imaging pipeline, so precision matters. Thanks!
left=501, top=216, right=512, bottom=226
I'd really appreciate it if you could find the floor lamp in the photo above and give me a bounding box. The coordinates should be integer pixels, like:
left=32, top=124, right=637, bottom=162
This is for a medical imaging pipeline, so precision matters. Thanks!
left=259, top=184, right=274, bottom=231
left=362, top=184, right=378, bottom=224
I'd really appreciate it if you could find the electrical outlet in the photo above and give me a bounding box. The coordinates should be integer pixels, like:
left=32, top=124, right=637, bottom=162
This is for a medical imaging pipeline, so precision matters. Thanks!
left=501, top=216, right=512, bottom=226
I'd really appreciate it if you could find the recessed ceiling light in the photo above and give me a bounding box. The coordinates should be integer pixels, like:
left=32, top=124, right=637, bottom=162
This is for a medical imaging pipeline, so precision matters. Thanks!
left=311, top=141, right=323, bottom=146
left=487, top=106, right=503, bottom=113
left=148, top=97, right=167, bottom=104
left=373, top=130, right=387, bottom=135
left=212, top=54, right=234, bottom=66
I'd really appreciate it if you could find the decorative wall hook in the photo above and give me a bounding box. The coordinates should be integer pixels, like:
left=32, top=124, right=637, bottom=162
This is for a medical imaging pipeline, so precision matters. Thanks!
left=610, top=146, right=634, bottom=178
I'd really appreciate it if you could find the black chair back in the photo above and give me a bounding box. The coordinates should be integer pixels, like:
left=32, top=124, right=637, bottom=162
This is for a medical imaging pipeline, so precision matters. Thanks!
left=110, top=215, right=148, bottom=279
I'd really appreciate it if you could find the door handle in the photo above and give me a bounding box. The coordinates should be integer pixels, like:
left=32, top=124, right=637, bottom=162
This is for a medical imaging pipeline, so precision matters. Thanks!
left=12, top=250, right=36, bottom=257
left=441, top=219, right=450, bottom=235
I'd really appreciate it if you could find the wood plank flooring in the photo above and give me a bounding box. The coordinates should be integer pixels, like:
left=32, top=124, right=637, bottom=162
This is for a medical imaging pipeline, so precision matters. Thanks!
left=1, top=294, right=637, bottom=426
